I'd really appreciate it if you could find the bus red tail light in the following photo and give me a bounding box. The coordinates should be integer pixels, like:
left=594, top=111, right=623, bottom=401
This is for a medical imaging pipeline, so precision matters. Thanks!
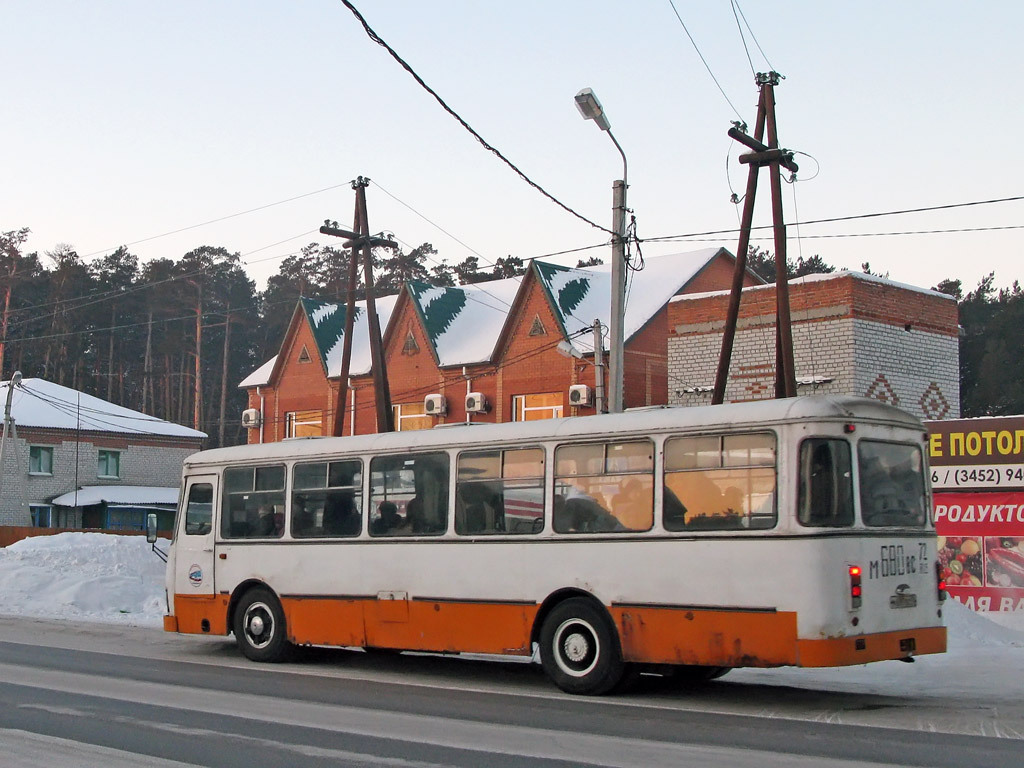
left=849, top=565, right=862, bottom=609
left=936, top=560, right=947, bottom=602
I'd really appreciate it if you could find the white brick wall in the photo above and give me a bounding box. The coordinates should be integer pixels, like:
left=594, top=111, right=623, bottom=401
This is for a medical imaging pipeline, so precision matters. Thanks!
left=668, top=315, right=959, bottom=421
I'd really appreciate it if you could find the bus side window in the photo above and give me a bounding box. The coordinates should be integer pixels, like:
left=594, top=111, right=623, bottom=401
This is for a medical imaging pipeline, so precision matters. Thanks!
left=798, top=438, right=853, bottom=527
left=222, top=465, right=286, bottom=539
left=553, top=440, right=653, bottom=533
left=664, top=433, right=777, bottom=531
left=369, top=452, right=449, bottom=537
left=456, top=448, right=544, bottom=536
left=292, top=460, right=362, bottom=538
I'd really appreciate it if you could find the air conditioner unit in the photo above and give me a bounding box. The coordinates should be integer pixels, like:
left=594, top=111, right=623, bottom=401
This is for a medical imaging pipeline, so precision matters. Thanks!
left=424, top=393, right=447, bottom=416
left=465, top=392, right=489, bottom=413
left=568, top=384, right=594, bottom=407
left=241, top=408, right=261, bottom=428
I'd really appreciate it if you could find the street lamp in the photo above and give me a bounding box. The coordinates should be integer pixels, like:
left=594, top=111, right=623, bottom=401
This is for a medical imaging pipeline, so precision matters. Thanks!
left=575, top=87, right=627, bottom=413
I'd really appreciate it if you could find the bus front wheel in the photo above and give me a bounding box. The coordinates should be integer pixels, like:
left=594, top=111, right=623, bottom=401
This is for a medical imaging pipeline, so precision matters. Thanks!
left=234, top=587, right=291, bottom=663
left=539, top=598, right=624, bottom=695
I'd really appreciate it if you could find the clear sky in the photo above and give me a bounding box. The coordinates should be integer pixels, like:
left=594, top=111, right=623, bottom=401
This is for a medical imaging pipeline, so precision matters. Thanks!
left=4, top=1, right=1021, bottom=293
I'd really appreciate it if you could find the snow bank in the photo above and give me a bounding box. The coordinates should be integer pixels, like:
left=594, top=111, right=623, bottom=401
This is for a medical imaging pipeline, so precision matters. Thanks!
left=0, top=532, right=167, bottom=627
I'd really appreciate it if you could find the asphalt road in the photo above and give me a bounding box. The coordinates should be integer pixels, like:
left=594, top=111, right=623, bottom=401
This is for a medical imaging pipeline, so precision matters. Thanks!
left=0, top=617, right=1018, bottom=767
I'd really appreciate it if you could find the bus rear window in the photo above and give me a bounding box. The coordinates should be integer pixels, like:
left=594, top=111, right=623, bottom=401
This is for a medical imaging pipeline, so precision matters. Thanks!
left=858, top=440, right=928, bottom=528
left=798, top=439, right=854, bottom=527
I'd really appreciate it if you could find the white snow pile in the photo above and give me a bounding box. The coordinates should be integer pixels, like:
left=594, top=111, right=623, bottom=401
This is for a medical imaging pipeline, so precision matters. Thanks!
left=0, top=532, right=167, bottom=627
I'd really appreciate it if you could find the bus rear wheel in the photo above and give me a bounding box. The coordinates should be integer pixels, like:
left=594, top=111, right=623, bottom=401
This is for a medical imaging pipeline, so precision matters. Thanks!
left=539, top=598, right=624, bottom=695
left=234, top=587, right=291, bottom=663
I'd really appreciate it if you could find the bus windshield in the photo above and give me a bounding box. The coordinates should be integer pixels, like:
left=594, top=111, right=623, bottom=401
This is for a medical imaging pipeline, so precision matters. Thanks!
left=858, top=440, right=927, bottom=527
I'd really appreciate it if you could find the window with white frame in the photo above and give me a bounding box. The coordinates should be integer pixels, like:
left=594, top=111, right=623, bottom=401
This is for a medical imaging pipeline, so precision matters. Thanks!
left=29, top=446, right=53, bottom=475
left=285, top=409, right=323, bottom=438
left=512, top=393, right=563, bottom=422
left=392, top=402, right=432, bottom=432
left=98, top=449, right=121, bottom=478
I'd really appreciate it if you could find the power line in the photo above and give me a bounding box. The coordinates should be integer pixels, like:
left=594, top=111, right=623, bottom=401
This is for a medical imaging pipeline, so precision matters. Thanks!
left=371, top=180, right=498, bottom=269
left=80, top=184, right=351, bottom=258
left=731, top=0, right=777, bottom=74
left=336, top=0, right=611, bottom=236
left=666, top=0, right=747, bottom=125
left=643, top=194, right=1024, bottom=244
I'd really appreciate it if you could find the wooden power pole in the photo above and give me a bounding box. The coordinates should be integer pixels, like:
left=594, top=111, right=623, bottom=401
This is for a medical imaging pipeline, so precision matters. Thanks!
left=320, top=177, right=398, bottom=436
left=713, top=71, right=799, bottom=404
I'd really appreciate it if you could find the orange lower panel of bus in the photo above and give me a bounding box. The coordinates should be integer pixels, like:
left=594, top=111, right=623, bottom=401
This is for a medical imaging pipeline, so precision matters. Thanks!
left=612, top=605, right=800, bottom=666
left=796, top=625, right=947, bottom=667
left=168, top=594, right=946, bottom=668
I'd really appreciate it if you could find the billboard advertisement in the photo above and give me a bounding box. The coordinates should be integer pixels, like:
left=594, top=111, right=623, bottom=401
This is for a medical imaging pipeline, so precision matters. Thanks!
left=929, top=415, right=1024, bottom=613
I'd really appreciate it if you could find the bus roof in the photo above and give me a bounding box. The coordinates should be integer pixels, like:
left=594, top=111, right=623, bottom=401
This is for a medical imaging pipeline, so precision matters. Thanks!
left=187, top=396, right=922, bottom=469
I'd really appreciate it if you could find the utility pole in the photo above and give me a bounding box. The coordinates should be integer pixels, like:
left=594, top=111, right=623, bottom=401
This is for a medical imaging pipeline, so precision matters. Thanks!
left=609, top=178, right=627, bottom=413
left=0, top=371, right=22, bottom=502
left=713, top=71, right=799, bottom=404
left=592, top=319, right=606, bottom=414
left=320, top=177, right=399, bottom=436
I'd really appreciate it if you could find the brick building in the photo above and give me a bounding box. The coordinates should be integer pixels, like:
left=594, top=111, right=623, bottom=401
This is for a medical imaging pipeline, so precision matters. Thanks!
left=241, top=248, right=759, bottom=441
left=667, top=271, right=960, bottom=420
left=0, top=378, right=206, bottom=528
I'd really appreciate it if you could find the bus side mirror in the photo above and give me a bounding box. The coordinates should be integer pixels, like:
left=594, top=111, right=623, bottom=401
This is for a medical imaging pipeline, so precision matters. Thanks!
left=146, top=513, right=159, bottom=543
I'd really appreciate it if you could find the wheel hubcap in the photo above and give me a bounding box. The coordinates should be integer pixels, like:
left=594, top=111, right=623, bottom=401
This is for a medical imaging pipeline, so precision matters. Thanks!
left=243, top=602, right=274, bottom=649
left=552, top=618, right=600, bottom=678
left=563, top=632, right=590, bottom=663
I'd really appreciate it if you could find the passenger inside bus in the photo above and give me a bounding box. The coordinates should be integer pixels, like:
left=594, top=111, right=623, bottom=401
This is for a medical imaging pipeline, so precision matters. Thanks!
left=553, top=490, right=625, bottom=533
left=323, top=492, right=360, bottom=536
left=371, top=501, right=410, bottom=535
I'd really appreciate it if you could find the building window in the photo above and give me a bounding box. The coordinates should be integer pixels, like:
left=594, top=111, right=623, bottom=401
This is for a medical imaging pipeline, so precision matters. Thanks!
left=392, top=402, right=432, bottom=432
left=512, top=393, right=563, bottom=422
left=285, top=409, right=322, bottom=438
left=98, top=450, right=121, bottom=478
left=297, top=344, right=312, bottom=363
left=29, top=446, right=54, bottom=475
left=30, top=505, right=51, bottom=527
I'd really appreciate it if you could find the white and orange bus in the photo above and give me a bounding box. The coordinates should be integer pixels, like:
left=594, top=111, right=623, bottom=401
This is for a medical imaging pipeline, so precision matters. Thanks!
left=158, top=396, right=946, bottom=694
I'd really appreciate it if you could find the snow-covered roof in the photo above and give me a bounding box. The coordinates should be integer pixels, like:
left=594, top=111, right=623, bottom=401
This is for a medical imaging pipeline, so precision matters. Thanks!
left=671, top=269, right=957, bottom=304
left=321, top=293, right=401, bottom=377
left=238, top=355, right=277, bottom=388
left=50, top=485, right=180, bottom=507
left=0, top=379, right=206, bottom=439
left=535, top=248, right=724, bottom=354
left=407, top=277, right=522, bottom=367
left=239, top=248, right=727, bottom=386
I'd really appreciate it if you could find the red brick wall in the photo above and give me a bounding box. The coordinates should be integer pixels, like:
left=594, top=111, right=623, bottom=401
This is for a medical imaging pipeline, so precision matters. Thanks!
left=668, top=273, right=958, bottom=337
left=496, top=274, right=579, bottom=419
left=684, top=251, right=760, bottom=294
left=624, top=308, right=668, bottom=407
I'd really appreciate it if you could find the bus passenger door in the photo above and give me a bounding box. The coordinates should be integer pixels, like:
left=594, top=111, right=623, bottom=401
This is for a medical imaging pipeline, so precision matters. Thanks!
left=172, top=475, right=219, bottom=633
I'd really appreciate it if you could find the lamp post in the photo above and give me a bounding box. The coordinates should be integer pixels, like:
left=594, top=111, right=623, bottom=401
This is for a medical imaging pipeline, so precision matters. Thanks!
left=575, top=87, right=627, bottom=413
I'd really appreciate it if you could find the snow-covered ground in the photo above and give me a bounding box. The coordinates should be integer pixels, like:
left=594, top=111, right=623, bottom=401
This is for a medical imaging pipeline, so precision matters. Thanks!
left=1, top=532, right=1023, bottom=703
